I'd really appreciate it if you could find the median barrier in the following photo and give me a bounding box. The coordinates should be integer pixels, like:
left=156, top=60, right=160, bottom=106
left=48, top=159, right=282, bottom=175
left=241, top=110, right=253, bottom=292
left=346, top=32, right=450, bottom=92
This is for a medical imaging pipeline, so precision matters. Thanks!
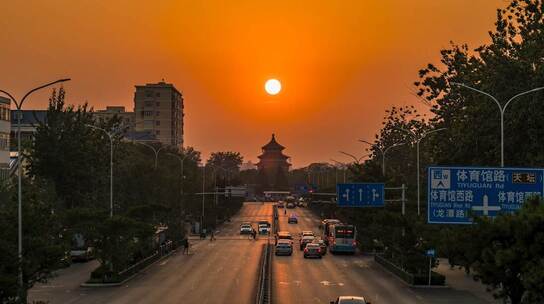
left=374, top=254, right=445, bottom=286
left=83, top=240, right=178, bottom=287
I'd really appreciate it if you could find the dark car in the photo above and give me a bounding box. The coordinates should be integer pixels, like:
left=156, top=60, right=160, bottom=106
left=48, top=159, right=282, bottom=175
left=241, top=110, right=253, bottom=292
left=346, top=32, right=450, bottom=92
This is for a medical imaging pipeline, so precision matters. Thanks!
left=288, top=213, right=298, bottom=224
left=314, top=239, right=327, bottom=255
left=303, top=243, right=322, bottom=258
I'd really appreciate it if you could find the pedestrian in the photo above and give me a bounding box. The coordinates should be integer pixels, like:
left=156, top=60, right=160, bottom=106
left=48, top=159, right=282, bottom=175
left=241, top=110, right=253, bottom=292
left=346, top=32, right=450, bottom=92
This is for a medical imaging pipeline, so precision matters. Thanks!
left=284, top=208, right=287, bottom=215
left=210, top=229, right=215, bottom=242
left=183, top=239, right=189, bottom=255
left=252, top=229, right=257, bottom=240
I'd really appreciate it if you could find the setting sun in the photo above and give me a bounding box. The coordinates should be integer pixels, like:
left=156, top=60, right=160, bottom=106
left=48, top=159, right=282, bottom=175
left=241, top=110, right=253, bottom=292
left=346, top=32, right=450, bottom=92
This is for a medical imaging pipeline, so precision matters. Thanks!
left=265, top=79, right=281, bottom=95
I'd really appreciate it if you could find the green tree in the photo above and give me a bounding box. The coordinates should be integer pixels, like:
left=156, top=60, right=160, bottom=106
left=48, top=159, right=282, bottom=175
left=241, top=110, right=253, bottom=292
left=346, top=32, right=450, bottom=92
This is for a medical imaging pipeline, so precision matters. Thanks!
left=28, top=88, right=117, bottom=210
left=470, top=197, right=544, bottom=303
left=416, top=0, right=544, bottom=168
left=0, top=179, right=65, bottom=303
left=206, top=151, right=243, bottom=186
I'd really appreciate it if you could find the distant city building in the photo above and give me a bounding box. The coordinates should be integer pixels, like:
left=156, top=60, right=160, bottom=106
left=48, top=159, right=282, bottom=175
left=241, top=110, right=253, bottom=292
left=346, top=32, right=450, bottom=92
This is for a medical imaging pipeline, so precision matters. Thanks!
left=256, top=134, right=291, bottom=192
left=92, top=106, right=158, bottom=143
left=0, top=97, right=10, bottom=182
left=240, top=161, right=257, bottom=171
left=94, top=106, right=135, bottom=126
left=134, top=81, right=184, bottom=149
left=10, top=110, right=47, bottom=147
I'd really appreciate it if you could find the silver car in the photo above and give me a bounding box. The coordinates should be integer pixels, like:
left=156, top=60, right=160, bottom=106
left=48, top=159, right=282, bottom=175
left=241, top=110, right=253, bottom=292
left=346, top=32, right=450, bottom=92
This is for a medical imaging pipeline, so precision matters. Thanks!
left=275, top=240, right=293, bottom=256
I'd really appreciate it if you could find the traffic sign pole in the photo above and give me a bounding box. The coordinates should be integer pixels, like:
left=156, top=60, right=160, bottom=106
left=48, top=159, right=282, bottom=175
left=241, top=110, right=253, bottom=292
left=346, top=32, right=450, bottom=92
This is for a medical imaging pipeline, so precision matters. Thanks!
left=428, top=256, right=432, bottom=286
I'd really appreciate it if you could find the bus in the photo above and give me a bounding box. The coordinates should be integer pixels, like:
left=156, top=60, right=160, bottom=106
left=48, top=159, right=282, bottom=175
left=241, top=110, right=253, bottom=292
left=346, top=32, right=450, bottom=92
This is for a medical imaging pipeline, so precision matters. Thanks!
left=322, top=219, right=341, bottom=245
left=327, top=224, right=357, bottom=254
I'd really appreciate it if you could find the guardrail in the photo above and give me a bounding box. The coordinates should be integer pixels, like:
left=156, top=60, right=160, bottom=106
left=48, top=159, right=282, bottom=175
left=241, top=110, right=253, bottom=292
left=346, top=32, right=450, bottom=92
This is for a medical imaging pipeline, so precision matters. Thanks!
left=118, top=240, right=175, bottom=280
left=255, top=242, right=272, bottom=304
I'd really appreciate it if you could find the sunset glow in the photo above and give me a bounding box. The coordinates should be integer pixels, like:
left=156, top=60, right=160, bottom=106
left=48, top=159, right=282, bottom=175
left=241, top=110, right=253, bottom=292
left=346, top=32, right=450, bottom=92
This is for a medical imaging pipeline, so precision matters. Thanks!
left=0, top=0, right=505, bottom=166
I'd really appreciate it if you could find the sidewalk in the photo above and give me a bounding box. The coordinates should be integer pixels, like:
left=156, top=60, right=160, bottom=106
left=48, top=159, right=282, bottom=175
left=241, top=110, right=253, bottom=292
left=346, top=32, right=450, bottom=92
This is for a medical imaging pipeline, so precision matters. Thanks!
left=436, top=260, right=500, bottom=303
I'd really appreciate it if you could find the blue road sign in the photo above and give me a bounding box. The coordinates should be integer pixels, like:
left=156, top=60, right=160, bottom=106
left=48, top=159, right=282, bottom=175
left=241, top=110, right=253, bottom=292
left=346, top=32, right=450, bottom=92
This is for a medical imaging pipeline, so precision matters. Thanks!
left=426, top=249, right=436, bottom=257
left=428, top=166, right=544, bottom=224
left=336, top=183, right=385, bottom=207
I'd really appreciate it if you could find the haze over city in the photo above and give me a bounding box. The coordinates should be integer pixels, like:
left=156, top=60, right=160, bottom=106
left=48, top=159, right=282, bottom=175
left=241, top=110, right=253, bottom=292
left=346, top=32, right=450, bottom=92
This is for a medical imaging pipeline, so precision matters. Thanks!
left=1, top=0, right=503, bottom=166
left=4, top=1, right=544, bottom=303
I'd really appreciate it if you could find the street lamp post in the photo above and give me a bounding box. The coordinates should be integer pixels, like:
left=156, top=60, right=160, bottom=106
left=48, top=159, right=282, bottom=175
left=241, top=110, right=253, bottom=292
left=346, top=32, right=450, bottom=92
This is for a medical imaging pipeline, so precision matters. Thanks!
left=450, top=82, right=544, bottom=167
left=338, top=151, right=369, bottom=165
left=330, top=158, right=347, bottom=183
left=136, top=142, right=166, bottom=169
left=0, top=78, right=71, bottom=298
left=359, top=140, right=405, bottom=177
left=415, top=128, right=446, bottom=216
left=201, top=165, right=205, bottom=231
left=85, top=124, right=116, bottom=218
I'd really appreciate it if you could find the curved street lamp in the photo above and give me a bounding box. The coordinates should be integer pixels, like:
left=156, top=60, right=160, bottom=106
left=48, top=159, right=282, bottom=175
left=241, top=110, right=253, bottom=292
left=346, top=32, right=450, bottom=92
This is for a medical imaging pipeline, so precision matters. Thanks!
left=0, top=78, right=71, bottom=300
left=450, top=82, right=544, bottom=167
left=359, top=140, right=406, bottom=177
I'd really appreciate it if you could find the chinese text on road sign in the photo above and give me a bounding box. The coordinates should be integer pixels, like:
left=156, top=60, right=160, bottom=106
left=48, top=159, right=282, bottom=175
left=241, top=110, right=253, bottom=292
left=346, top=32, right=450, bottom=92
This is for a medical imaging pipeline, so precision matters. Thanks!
left=428, top=167, right=544, bottom=224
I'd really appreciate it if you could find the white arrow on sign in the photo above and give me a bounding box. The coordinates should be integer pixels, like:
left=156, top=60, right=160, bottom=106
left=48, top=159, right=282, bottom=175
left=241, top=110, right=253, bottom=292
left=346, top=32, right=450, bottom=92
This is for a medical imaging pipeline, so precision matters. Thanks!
left=342, top=189, right=350, bottom=202
left=359, top=188, right=363, bottom=201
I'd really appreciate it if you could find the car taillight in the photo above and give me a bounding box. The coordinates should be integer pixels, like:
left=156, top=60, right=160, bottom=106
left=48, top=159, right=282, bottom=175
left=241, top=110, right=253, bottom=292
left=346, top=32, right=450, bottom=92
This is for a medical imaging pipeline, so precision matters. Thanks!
left=352, top=240, right=357, bottom=246
left=304, top=248, right=308, bottom=253
left=317, top=248, right=321, bottom=253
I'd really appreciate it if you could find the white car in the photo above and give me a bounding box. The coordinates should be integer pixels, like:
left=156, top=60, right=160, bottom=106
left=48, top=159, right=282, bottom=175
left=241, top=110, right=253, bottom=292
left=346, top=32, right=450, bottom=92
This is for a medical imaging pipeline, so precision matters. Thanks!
left=240, top=223, right=253, bottom=234
left=330, top=296, right=370, bottom=304
left=300, top=231, right=314, bottom=237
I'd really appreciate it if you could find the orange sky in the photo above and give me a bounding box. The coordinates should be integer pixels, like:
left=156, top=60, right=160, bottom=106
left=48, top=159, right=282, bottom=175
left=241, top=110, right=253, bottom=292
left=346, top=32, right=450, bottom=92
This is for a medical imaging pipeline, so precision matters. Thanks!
left=1, top=0, right=505, bottom=167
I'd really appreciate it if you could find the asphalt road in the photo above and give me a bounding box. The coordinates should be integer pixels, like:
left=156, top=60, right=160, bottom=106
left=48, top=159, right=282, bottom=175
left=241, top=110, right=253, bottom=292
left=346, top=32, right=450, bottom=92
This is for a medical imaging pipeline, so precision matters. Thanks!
left=29, top=202, right=272, bottom=304
left=28, top=202, right=494, bottom=304
left=272, top=206, right=494, bottom=304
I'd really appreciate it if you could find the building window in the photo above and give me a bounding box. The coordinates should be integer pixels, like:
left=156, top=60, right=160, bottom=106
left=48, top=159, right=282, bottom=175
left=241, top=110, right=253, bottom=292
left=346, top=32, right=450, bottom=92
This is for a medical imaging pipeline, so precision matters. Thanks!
left=156, top=111, right=160, bottom=116
left=156, top=130, right=160, bottom=135
left=156, top=102, right=160, bottom=106
left=0, top=133, right=9, bottom=151
left=155, top=120, right=160, bottom=126
left=144, top=111, right=153, bottom=117
left=145, top=90, right=153, bottom=97
left=156, top=92, right=160, bottom=97
left=0, top=106, right=9, bottom=121
left=145, top=101, right=153, bottom=107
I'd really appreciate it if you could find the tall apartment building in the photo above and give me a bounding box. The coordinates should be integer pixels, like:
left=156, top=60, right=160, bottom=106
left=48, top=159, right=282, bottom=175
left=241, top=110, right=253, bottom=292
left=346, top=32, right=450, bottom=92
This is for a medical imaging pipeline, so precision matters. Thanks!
left=0, top=97, right=10, bottom=182
left=134, top=81, right=184, bottom=148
